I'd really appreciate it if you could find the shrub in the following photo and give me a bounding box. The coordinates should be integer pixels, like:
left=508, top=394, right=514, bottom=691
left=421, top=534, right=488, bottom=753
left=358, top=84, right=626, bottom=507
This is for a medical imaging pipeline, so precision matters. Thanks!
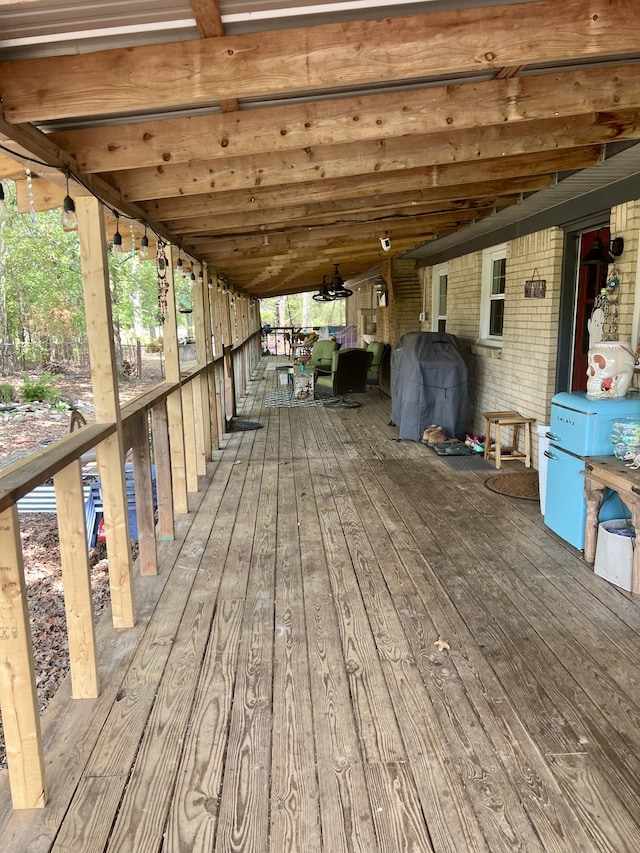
left=0, top=383, right=15, bottom=404
left=21, top=372, right=62, bottom=404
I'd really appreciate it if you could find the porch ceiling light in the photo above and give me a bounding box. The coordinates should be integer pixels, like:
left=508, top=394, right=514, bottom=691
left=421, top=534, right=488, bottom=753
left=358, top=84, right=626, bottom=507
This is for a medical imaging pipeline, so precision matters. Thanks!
left=313, top=274, right=335, bottom=302
left=328, top=263, right=353, bottom=299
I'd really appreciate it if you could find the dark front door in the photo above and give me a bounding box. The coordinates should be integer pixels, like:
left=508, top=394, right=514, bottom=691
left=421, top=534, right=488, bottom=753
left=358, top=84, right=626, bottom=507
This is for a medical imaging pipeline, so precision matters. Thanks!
left=571, top=228, right=610, bottom=392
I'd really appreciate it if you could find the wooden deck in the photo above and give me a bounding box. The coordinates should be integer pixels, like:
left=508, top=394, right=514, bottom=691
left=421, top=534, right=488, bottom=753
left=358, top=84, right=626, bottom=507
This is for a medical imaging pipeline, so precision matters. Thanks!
left=2, top=358, right=640, bottom=851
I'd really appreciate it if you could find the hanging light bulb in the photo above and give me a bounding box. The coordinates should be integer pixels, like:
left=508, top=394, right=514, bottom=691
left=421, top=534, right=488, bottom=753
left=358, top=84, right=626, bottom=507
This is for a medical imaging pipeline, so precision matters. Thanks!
left=208, top=277, right=213, bottom=289
left=175, top=248, right=184, bottom=277
left=138, top=223, right=150, bottom=259
left=61, top=169, right=78, bottom=232
left=112, top=211, right=124, bottom=252
left=0, top=183, right=9, bottom=227
left=197, top=269, right=204, bottom=286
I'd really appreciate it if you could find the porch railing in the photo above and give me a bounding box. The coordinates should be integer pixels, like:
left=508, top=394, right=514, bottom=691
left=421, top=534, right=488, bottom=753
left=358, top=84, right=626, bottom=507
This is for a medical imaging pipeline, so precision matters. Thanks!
left=0, top=334, right=259, bottom=809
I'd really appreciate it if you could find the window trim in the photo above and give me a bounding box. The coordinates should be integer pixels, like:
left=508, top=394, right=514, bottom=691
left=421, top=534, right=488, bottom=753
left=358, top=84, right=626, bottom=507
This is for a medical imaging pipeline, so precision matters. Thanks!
left=479, top=243, right=507, bottom=346
left=431, top=262, right=448, bottom=333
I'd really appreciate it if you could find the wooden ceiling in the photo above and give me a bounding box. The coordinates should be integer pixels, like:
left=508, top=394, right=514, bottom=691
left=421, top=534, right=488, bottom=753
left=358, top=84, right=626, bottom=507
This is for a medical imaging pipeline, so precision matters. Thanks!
left=2, top=0, right=640, bottom=296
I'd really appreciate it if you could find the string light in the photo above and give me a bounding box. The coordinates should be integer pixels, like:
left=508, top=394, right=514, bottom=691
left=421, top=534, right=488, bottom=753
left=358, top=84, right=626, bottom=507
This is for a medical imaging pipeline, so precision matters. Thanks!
left=0, top=182, right=9, bottom=227
left=138, top=223, right=150, bottom=259
left=112, top=211, right=124, bottom=252
left=61, top=168, right=78, bottom=232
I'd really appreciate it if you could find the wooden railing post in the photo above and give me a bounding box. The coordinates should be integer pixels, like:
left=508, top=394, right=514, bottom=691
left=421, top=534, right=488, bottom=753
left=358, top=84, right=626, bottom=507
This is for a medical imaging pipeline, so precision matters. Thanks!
left=54, top=460, right=99, bottom=697
left=76, top=196, right=135, bottom=628
left=0, top=505, right=46, bottom=809
left=164, top=246, right=189, bottom=513
left=129, top=413, right=158, bottom=575
left=192, top=264, right=211, bottom=471
left=151, top=400, right=175, bottom=540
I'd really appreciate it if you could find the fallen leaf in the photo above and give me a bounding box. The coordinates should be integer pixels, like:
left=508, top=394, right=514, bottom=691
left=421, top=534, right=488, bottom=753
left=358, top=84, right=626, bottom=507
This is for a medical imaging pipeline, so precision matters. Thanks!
left=152, top=636, right=174, bottom=646
left=434, top=637, right=451, bottom=652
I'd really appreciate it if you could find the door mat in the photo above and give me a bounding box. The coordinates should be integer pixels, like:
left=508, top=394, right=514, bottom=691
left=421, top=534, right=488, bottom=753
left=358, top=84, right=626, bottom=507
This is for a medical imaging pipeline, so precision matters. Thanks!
left=421, top=443, right=493, bottom=470
left=264, top=389, right=356, bottom=408
left=484, top=470, right=539, bottom=500
left=229, top=419, right=264, bottom=431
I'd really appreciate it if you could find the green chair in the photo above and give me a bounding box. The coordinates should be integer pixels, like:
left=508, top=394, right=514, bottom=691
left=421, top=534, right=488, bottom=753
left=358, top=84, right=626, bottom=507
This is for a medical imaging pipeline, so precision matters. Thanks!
left=308, top=339, right=340, bottom=375
left=315, top=347, right=373, bottom=407
left=366, top=340, right=390, bottom=387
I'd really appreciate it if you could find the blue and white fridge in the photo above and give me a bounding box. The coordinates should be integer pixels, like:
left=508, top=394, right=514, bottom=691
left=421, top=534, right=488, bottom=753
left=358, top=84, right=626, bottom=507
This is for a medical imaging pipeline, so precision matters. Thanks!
left=544, top=392, right=640, bottom=550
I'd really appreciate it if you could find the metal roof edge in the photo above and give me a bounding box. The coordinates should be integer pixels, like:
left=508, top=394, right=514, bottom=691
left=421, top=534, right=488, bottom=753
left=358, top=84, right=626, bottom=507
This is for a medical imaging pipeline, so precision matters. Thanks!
left=403, top=142, right=640, bottom=268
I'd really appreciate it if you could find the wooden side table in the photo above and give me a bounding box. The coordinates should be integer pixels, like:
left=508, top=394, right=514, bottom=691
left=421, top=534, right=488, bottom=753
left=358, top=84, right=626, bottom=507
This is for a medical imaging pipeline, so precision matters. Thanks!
left=483, top=410, right=535, bottom=469
left=582, top=455, right=640, bottom=598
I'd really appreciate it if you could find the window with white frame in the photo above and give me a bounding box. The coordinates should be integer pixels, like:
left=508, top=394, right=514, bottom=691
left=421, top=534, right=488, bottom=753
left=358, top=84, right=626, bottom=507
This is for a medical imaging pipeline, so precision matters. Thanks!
left=480, top=244, right=507, bottom=342
left=432, top=263, right=448, bottom=332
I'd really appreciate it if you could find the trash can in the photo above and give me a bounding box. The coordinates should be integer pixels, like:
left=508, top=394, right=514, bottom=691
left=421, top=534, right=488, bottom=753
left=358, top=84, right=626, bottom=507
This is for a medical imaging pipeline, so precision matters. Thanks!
left=537, top=424, right=550, bottom=516
left=594, top=519, right=634, bottom=591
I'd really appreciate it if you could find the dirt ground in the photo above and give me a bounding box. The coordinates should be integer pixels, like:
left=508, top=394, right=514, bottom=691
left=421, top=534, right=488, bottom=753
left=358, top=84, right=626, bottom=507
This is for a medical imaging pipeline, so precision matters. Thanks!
left=0, top=359, right=164, bottom=769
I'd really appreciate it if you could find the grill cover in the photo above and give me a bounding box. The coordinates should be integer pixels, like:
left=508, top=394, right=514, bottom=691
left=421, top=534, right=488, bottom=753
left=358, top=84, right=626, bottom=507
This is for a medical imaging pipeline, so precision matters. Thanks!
left=391, top=332, right=468, bottom=441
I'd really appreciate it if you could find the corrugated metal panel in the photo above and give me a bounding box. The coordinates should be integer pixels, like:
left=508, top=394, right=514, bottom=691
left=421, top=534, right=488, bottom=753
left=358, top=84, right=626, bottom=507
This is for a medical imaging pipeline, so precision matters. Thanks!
left=0, top=0, right=542, bottom=59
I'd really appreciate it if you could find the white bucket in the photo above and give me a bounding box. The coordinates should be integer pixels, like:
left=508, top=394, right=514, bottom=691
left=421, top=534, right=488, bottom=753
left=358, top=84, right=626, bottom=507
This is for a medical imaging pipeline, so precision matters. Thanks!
left=594, top=519, right=634, bottom=591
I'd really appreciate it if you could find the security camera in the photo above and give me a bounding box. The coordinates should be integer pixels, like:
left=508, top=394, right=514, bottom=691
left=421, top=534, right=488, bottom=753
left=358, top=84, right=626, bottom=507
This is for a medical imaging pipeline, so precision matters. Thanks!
left=380, top=236, right=391, bottom=252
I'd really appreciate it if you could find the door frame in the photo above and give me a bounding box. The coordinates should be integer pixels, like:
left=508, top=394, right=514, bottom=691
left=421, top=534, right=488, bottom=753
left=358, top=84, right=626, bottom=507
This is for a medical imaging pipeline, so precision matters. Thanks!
left=556, top=214, right=610, bottom=393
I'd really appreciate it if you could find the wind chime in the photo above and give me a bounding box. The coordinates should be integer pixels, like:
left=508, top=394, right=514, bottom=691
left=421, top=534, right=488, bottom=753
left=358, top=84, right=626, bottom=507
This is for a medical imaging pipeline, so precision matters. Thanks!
left=156, top=239, right=169, bottom=323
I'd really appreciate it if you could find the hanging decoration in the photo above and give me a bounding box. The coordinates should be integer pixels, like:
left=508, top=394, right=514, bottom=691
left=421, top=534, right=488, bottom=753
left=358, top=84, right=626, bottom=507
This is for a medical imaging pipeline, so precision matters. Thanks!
left=156, top=239, right=169, bottom=323
left=602, top=266, right=620, bottom=341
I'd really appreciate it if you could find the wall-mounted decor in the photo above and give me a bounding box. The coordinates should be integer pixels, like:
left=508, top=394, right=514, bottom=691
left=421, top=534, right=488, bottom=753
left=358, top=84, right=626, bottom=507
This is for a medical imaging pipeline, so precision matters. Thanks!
left=524, top=269, right=546, bottom=298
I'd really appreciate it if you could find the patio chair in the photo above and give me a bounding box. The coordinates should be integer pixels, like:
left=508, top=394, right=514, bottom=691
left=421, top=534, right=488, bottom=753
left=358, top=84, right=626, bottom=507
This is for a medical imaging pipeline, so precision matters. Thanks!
left=308, top=339, right=340, bottom=374
left=365, top=340, right=390, bottom=388
left=315, top=347, right=373, bottom=408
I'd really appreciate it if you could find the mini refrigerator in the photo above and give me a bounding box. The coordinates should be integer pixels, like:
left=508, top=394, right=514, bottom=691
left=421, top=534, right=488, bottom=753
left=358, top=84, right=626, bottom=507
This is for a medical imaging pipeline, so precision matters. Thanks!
left=544, top=392, right=640, bottom=550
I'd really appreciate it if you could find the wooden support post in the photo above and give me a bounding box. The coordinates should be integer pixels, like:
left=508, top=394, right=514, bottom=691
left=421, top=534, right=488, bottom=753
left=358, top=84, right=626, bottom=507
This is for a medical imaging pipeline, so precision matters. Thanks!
left=0, top=505, right=46, bottom=809
left=181, top=381, right=200, bottom=493
left=192, top=265, right=212, bottom=467
left=164, top=246, right=189, bottom=514
left=151, top=401, right=174, bottom=540
left=76, top=196, right=134, bottom=629
left=129, top=414, right=158, bottom=576
left=54, top=460, right=100, bottom=698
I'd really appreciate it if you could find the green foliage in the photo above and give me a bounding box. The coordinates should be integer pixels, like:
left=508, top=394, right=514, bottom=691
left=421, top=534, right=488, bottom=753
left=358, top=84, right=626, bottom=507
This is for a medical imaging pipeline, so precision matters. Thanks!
left=21, top=372, right=61, bottom=404
left=0, top=383, right=15, bottom=403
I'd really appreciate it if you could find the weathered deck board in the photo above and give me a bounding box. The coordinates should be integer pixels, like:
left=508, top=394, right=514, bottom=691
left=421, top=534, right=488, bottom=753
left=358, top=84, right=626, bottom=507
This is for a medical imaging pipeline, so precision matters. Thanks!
left=2, top=360, right=640, bottom=852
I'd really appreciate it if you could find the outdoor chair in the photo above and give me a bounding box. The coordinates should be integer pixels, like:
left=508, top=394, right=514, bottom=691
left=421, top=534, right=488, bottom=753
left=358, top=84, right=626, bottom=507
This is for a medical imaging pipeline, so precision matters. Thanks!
left=308, top=339, right=340, bottom=375
left=365, top=340, right=390, bottom=388
left=315, top=347, right=373, bottom=408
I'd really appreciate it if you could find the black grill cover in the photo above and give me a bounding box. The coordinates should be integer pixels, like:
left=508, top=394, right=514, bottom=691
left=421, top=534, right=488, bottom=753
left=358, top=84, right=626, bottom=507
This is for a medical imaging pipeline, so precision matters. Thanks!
left=391, top=332, right=468, bottom=441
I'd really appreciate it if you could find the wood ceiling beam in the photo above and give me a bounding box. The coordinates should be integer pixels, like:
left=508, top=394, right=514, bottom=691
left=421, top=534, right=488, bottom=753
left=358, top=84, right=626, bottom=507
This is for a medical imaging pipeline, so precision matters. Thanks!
left=194, top=209, right=488, bottom=256
left=140, top=147, right=600, bottom=219
left=191, top=0, right=224, bottom=39
left=144, top=172, right=557, bottom=221
left=3, top=1, right=640, bottom=123
left=182, top=197, right=514, bottom=240
left=49, top=64, right=640, bottom=173
left=108, top=112, right=638, bottom=202
left=159, top=175, right=553, bottom=226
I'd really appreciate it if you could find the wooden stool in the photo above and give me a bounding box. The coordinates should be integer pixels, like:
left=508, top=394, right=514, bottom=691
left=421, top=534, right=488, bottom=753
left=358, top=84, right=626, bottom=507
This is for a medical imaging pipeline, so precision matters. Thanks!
left=483, top=410, right=535, bottom=469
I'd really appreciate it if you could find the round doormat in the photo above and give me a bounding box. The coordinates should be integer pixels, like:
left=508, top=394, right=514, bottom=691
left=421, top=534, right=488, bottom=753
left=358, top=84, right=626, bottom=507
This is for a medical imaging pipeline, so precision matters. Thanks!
left=484, top=470, right=539, bottom=500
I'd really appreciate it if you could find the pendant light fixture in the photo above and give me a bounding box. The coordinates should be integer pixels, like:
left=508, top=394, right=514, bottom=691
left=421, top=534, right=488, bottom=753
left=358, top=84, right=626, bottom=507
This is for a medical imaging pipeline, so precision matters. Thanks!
left=112, top=211, right=124, bottom=252
left=0, top=183, right=9, bottom=227
left=328, top=263, right=353, bottom=299
left=138, top=223, right=150, bottom=259
left=313, top=274, right=335, bottom=302
left=61, top=168, right=78, bottom=232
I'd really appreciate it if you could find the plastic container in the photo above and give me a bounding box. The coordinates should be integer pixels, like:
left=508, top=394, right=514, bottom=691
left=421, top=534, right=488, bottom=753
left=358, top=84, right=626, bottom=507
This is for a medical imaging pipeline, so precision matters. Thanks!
left=537, top=425, right=550, bottom=516
left=594, top=519, right=634, bottom=591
